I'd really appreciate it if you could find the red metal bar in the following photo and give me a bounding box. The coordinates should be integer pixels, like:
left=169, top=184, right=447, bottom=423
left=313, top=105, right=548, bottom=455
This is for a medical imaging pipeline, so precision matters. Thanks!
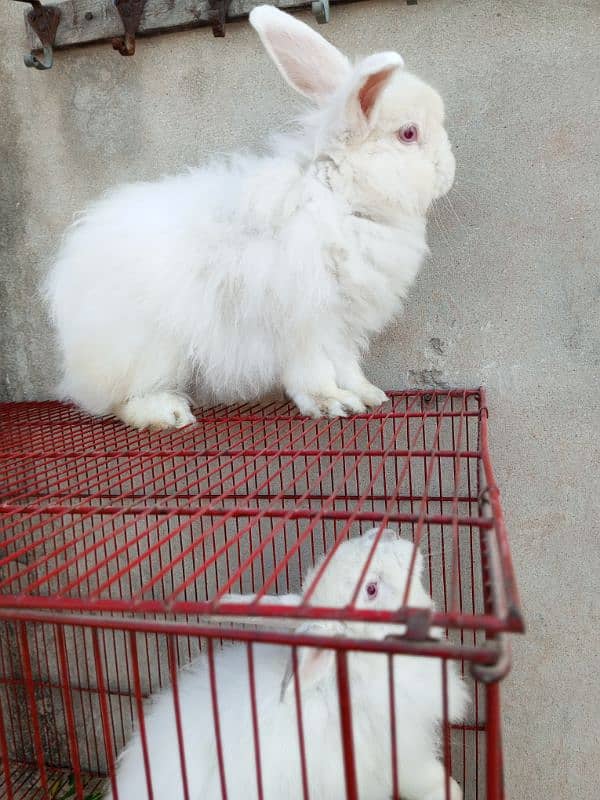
left=303, top=394, right=432, bottom=609
left=91, top=629, right=119, bottom=800
left=0, top=400, right=315, bottom=543
left=207, top=639, right=228, bottom=800
left=167, top=635, right=191, bottom=800
left=165, top=407, right=395, bottom=605
left=0, top=410, right=320, bottom=584
left=478, top=388, right=524, bottom=630
left=291, top=647, right=310, bottom=800
left=336, top=650, right=358, bottom=800
left=0, top=609, right=501, bottom=665
left=247, top=643, right=264, bottom=800
left=401, top=393, right=456, bottom=607
left=303, top=394, right=439, bottom=608
left=0, top=596, right=514, bottom=637
left=128, top=631, right=154, bottom=800
left=17, top=623, right=49, bottom=795
left=55, top=626, right=84, bottom=800
left=46, top=413, right=351, bottom=600
left=486, top=682, right=504, bottom=800
left=387, top=654, right=399, bottom=800
left=441, top=659, right=451, bottom=800
left=215, top=395, right=423, bottom=606
left=0, top=691, right=14, bottom=800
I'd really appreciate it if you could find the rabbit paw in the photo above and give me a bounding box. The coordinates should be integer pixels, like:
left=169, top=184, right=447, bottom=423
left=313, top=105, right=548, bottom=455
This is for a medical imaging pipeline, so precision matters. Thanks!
left=422, top=777, right=463, bottom=800
left=355, top=382, right=389, bottom=409
left=115, top=392, right=196, bottom=431
left=293, top=389, right=366, bottom=418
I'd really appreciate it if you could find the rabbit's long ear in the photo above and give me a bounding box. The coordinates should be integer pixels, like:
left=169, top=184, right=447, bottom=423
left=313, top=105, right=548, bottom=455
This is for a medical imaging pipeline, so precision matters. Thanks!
left=249, top=5, right=351, bottom=103
left=347, top=52, right=404, bottom=132
left=280, top=622, right=342, bottom=701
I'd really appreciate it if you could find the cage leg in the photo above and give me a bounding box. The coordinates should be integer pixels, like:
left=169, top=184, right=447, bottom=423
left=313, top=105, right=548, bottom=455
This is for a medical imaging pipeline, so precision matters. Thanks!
left=486, top=682, right=504, bottom=800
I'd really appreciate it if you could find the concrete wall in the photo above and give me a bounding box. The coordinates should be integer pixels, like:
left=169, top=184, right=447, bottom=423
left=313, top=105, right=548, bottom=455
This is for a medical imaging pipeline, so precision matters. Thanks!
left=1, top=0, right=599, bottom=797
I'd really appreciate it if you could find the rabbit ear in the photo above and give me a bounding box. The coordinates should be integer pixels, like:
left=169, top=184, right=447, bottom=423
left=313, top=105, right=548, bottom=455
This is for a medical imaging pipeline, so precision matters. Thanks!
left=347, top=52, right=404, bottom=131
left=249, top=5, right=351, bottom=104
left=363, top=526, right=398, bottom=544
left=280, top=622, right=342, bottom=701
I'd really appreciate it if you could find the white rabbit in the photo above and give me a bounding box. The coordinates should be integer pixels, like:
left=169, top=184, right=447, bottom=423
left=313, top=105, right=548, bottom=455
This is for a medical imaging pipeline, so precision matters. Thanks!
left=106, top=529, right=468, bottom=800
left=45, top=5, right=455, bottom=430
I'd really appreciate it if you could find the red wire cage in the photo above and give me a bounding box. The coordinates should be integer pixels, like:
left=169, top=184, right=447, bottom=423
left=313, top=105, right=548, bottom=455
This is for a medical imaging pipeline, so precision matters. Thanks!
left=0, top=388, right=524, bottom=800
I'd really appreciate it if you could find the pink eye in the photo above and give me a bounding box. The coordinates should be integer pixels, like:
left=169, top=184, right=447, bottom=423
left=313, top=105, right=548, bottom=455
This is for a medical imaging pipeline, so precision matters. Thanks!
left=398, top=124, right=419, bottom=143
left=365, top=581, right=378, bottom=599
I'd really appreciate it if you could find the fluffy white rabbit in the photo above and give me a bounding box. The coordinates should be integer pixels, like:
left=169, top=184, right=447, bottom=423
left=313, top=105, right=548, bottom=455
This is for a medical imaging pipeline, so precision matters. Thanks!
left=46, top=6, right=455, bottom=430
left=106, top=529, right=468, bottom=800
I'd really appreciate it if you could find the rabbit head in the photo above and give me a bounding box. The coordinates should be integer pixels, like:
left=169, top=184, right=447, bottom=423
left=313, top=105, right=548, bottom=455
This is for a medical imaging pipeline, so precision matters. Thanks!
left=279, top=528, right=432, bottom=699
left=250, top=6, right=454, bottom=220
left=303, top=527, right=431, bottom=618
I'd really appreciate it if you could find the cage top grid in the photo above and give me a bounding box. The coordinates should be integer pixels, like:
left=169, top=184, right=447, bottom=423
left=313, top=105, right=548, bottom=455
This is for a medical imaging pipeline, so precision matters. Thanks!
left=0, top=389, right=523, bottom=654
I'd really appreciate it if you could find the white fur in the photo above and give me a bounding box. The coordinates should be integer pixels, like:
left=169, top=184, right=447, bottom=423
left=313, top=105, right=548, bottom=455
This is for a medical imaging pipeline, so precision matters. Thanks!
left=107, top=529, right=468, bottom=800
left=45, top=6, right=455, bottom=429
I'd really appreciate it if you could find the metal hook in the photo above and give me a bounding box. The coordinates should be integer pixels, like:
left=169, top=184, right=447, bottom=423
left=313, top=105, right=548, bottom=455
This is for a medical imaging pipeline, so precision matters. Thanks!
left=24, top=42, right=54, bottom=69
left=312, top=0, right=330, bottom=23
left=14, top=0, right=60, bottom=70
left=208, top=0, right=231, bottom=37
left=112, top=0, right=147, bottom=56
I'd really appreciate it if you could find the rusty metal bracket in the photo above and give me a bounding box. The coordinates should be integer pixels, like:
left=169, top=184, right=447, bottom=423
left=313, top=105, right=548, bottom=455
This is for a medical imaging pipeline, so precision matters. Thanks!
left=403, top=607, right=434, bottom=640
left=312, top=0, right=330, bottom=24
left=15, top=0, right=61, bottom=70
left=208, top=0, right=231, bottom=37
left=112, top=0, right=147, bottom=56
left=384, top=608, right=435, bottom=644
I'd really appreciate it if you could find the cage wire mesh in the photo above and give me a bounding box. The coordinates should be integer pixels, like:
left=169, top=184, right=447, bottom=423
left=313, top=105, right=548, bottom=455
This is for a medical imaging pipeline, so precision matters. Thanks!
left=0, top=389, right=523, bottom=800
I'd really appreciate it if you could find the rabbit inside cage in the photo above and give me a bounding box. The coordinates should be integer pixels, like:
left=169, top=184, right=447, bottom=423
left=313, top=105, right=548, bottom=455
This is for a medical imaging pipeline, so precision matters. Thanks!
left=0, top=506, right=493, bottom=800
left=104, top=531, right=468, bottom=800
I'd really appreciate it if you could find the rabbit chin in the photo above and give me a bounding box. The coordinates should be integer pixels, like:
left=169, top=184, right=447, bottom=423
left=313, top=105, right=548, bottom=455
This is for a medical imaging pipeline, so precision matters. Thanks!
left=326, top=143, right=455, bottom=221
left=337, top=137, right=455, bottom=223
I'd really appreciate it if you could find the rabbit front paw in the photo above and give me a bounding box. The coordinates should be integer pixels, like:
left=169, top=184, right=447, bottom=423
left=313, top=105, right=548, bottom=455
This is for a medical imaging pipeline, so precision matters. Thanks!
left=292, top=388, right=366, bottom=418
left=355, top=382, right=389, bottom=409
left=115, top=392, right=196, bottom=431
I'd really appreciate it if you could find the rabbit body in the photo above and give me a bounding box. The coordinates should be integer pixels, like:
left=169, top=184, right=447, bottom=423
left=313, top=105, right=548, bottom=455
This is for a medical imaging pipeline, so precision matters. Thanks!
left=46, top=6, right=455, bottom=429
left=107, top=530, right=468, bottom=800
left=48, top=154, right=425, bottom=423
left=108, top=636, right=464, bottom=800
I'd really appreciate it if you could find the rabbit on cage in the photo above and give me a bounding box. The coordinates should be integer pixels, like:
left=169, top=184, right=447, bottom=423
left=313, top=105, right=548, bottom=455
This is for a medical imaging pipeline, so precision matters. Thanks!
left=106, top=528, right=468, bottom=800
left=46, top=5, right=456, bottom=431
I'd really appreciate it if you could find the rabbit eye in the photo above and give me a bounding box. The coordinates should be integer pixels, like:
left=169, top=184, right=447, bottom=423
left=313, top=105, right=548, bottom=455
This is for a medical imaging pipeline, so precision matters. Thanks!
left=398, top=124, right=419, bottom=143
left=365, top=581, right=379, bottom=599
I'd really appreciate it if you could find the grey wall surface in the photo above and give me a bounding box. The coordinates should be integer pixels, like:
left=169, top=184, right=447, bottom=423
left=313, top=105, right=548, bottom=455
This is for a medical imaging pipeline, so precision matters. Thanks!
left=1, top=0, right=599, bottom=797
